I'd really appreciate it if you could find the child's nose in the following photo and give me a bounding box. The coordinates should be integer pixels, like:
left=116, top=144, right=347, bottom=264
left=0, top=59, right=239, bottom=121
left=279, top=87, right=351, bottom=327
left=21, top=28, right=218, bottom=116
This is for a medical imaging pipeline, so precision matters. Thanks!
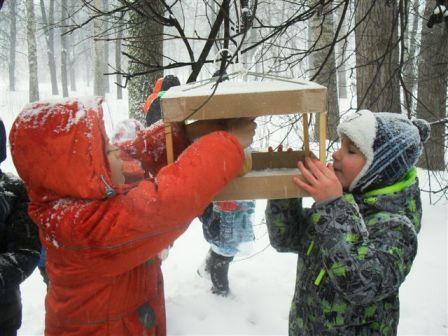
left=332, top=150, right=340, bottom=160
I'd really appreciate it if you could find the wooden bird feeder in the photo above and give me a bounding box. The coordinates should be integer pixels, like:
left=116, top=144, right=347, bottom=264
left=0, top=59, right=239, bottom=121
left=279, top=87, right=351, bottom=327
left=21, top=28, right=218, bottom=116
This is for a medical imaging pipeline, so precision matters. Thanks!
left=160, top=75, right=327, bottom=200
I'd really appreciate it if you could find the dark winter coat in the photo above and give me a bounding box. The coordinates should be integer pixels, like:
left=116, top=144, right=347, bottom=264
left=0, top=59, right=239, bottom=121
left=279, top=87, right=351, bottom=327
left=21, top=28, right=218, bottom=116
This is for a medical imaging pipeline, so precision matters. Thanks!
left=265, top=168, right=421, bottom=336
left=0, top=172, right=40, bottom=331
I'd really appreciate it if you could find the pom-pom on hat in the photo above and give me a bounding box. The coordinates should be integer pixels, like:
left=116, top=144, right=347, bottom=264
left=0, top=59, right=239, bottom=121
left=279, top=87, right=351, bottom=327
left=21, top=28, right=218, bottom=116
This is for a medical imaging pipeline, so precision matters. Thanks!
left=337, top=110, right=431, bottom=192
left=0, top=118, right=6, bottom=164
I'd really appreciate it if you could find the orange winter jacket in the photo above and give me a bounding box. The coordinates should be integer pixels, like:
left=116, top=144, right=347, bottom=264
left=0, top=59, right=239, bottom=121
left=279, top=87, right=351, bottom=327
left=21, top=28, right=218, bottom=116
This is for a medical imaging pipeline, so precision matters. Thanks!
left=9, top=97, right=244, bottom=336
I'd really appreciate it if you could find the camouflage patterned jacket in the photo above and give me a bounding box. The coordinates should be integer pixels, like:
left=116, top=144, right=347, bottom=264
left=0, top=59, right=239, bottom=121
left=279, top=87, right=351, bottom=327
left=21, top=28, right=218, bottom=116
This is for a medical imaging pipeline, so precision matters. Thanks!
left=266, top=168, right=421, bottom=336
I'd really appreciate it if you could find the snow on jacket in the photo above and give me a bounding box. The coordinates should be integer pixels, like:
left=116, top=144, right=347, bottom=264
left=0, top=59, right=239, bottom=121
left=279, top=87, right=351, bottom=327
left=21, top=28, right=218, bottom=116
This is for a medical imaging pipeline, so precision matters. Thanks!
left=9, top=97, right=245, bottom=336
left=0, top=172, right=40, bottom=328
left=265, top=168, right=421, bottom=335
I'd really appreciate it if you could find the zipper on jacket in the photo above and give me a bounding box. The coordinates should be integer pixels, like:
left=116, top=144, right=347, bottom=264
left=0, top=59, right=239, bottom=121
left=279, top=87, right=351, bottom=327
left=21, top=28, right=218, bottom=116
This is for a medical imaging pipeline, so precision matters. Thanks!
left=100, top=175, right=116, bottom=198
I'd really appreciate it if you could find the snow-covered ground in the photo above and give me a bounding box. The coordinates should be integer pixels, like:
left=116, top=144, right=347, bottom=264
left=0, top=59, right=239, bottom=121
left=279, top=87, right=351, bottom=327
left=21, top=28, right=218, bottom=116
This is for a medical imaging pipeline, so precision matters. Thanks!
left=1, top=86, right=447, bottom=335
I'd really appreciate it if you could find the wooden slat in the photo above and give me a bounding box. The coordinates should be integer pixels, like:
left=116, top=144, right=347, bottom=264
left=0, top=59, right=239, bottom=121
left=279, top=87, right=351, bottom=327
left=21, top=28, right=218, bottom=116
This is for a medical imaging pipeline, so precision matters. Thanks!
left=161, top=81, right=327, bottom=122
left=302, top=113, right=310, bottom=157
left=251, top=150, right=308, bottom=170
left=215, top=172, right=309, bottom=200
left=165, top=123, right=174, bottom=164
left=319, top=112, right=327, bottom=162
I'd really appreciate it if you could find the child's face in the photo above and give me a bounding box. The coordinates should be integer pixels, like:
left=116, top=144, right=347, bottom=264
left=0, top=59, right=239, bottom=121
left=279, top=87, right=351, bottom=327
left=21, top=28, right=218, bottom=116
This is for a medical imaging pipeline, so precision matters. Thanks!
left=105, top=143, right=125, bottom=185
left=332, top=136, right=366, bottom=190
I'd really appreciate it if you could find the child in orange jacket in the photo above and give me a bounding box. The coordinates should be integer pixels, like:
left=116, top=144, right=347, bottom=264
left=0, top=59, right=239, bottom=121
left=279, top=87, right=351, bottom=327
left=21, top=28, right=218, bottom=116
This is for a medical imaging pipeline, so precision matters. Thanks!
left=9, top=97, right=256, bottom=336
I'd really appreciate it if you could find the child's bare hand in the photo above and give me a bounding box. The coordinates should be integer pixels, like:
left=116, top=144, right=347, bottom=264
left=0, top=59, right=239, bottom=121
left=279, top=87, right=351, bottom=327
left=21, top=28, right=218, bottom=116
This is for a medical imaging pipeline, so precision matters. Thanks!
left=227, top=118, right=257, bottom=148
left=293, top=157, right=343, bottom=202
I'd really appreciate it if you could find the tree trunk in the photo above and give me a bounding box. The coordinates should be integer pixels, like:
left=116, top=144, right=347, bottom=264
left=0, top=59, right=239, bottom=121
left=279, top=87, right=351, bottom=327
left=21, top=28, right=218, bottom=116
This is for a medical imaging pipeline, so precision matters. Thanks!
left=61, top=0, right=69, bottom=97
left=103, top=0, right=110, bottom=93
left=93, top=0, right=106, bottom=96
left=26, top=0, right=39, bottom=102
left=40, top=0, right=59, bottom=95
left=335, top=1, right=348, bottom=99
left=115, top=19, right=123, bottom=100
left=8, top=1, right=16, bottom=91
left=309, top=1, right=339, bottom=141
left=416, top=2, right=448, bottom=170
left=69, top=23, right=77, bottom=92
left=355, top=1, right=401, bottom=112
left=403, top=0, right=420, bottom=114
left=127, top=2, right=164, bottom=122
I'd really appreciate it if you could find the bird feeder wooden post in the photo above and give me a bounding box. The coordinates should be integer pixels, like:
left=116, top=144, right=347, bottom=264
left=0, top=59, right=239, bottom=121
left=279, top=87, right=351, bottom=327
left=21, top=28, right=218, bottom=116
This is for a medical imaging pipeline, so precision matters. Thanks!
left=161, top=78, right=327, bottom=200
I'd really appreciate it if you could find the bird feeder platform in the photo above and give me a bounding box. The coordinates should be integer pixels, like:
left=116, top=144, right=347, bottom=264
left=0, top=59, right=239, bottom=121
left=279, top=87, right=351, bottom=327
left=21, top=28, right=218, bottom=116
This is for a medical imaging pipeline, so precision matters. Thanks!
left=161, top=77, right=327, bottom=200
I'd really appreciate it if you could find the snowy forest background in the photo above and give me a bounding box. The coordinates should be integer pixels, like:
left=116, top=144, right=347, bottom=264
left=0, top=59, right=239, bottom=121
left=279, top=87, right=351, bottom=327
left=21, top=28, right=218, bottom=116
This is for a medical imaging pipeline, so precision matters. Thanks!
left=0, top=0, right=447, bottom=335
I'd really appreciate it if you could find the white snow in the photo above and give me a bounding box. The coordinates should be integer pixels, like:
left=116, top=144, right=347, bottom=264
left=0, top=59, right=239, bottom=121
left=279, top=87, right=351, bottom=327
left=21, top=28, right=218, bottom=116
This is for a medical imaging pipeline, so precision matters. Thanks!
left=0, top=86, right=446, bottom=336
left=163, top=78, right=325, bottom=98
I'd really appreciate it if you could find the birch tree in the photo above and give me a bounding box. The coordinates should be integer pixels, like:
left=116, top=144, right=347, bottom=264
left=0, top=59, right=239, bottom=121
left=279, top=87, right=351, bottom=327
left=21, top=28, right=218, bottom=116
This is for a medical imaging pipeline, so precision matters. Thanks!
left=103, top=0, right=110, bottom=93
left=93, top=0, right=106, bottom=96
left=335, top=0, right=349, bottom=99
left=61, top=0, right=69, bottom=97
left=115, top=15, right=123, bottom=100
left=40, top=0, right=59, bottom=95
left=402, top=0, right=420, bottom=113
left=8, top=0, right=17, bottom=91
left=26, top=0, right=39, bottom=102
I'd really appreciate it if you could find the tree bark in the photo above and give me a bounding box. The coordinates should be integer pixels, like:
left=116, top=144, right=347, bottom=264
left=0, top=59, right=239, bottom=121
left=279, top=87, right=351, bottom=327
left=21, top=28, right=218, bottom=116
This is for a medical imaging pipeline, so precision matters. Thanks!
left=93, top=0, right=106, bottom=96
left=103, top=0, right=110, bottom=93
left=335, top=1, right=348, bottom=99
left=115, top=19, right=123, bottom=100
left=309, top=1, right=339, bottom=141
left=416, top=2, right=448, bottom=170
left=40, top=0, right=59, bottom=95
left=26, top=0, right=39, bottom=102
left=355, top=1, right=401, bottom=112
left=127, top=2, right=164, bottom=122
left=61, top=0, right=69, bottom=97
left=8, top=0, right=16, bottom=92
left=403, top=0, right=420, bottom=114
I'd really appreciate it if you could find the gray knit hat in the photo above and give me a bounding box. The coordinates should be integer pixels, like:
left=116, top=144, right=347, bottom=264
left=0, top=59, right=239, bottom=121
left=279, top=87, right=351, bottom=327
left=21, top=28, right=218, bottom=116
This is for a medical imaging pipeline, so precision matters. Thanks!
left=337, top=110, right=431, bottom=192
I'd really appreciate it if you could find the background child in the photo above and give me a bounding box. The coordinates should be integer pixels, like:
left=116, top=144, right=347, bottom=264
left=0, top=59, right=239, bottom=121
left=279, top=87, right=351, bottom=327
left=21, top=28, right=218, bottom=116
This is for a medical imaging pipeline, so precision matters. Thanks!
left=0, top=118, right=40, bottom=336
left=198, top=199, right=256, bottom=296
left=9, top=97, right=256, bottom=335
left=266, top=110, right=430, bottom=335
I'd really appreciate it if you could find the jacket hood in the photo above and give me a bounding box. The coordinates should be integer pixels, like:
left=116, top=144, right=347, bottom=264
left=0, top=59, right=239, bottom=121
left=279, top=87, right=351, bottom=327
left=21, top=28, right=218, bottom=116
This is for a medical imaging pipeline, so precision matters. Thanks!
left=352, top=167, right=422, bottom=232
left=9, top=97, right=115, bottom=203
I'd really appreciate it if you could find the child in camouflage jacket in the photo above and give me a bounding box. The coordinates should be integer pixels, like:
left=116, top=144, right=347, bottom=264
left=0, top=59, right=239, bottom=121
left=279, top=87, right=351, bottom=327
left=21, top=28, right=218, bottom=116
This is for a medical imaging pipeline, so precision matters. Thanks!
left=265, top=111, right=430, bottom=335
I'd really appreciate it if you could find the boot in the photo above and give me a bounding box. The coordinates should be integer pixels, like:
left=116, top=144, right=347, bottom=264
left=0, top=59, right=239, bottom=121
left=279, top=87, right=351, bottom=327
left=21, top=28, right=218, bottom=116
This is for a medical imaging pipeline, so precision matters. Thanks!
left=197, top=249, right=212, bottom=280
left=207, top=250, right=234, bottom=296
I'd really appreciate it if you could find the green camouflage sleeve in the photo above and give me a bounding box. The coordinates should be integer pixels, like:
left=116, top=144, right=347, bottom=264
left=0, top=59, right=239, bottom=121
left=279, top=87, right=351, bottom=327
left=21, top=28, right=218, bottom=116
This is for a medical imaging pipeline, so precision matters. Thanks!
left=265, top=198, right=308, bottom=253
left=311, top=195, right=418, bottom=305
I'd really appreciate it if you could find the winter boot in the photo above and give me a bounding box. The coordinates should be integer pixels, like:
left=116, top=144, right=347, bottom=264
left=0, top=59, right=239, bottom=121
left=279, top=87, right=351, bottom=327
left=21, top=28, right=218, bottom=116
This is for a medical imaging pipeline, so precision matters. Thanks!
left=197, top=249, right=212, bottom=280
left=208, top=250, right=234, bottom=297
